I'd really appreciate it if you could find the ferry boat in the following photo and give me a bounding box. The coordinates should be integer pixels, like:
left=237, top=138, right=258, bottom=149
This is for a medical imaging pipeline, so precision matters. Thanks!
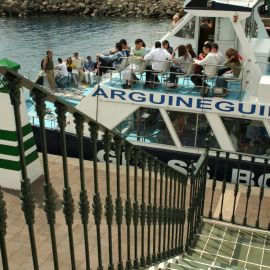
left=15, top=0, right=270, bottom=187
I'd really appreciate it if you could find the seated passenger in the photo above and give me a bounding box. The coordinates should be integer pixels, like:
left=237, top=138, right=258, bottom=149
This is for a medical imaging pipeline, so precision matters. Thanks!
left=143, top=41, right=172, bottom=88
left=122, top=39, right=147, bottom=89
left=84, top=56, right=95, bottom=71
left=186, top=44, right=197, bottom=58
left=72, top=52, right=85, bottom=85
left=120, top=39, right=131, bottom=57
left=55, top=58, right=69, bottom=89
left=97, top=42, right=127, bottom=76
left=167, top=45, right=192, bottom=87
left=162, top=40, right=174, bottom=55
left=215, top=48, right=242, bottom=91
left=191, top=43, right=219, bottom=96
left=210, top=43, right=223, bottom=64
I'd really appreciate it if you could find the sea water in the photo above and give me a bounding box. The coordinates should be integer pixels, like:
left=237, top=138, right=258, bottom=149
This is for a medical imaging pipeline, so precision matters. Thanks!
left=0, top=15, right=168, bottom=78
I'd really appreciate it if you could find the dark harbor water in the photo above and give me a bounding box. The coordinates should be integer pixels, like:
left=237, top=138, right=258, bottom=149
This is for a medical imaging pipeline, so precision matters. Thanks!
left=0, top=15, right=168, bottom=78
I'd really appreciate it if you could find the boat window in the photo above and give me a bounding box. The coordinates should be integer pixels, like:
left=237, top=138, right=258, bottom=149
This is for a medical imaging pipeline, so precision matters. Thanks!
left=198, top=17, right=215, bottom=53
left=113, top=108, right=174, bottom=145
left=221, top=117, right=270, bottom=155
left=168, top=111, right=219, bottom=148
left=175, top=17, right=196, bottom=39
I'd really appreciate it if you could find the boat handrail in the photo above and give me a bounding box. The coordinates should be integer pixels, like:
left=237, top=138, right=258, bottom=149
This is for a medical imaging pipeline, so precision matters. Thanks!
left=209, top=147, right=270, bottom=163
left=29, top=114, right=58, bottom=130
left=96, top=55, right=246, bottom=98
left=96, top=55, right=246, bottom=69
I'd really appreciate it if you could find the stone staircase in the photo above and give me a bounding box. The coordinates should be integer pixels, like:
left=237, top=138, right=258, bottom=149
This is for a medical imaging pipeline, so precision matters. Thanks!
left=166, top=220, right=270, bottom=270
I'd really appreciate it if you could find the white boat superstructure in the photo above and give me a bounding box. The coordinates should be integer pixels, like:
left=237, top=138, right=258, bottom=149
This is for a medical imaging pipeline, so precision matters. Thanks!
left=63, top=0, right=270, bottom=160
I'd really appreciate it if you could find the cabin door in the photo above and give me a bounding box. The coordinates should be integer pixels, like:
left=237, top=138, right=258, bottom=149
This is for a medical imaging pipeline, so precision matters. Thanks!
left=214, top=17, right=237, bottom=56
left=198, top=17, right=215, bottom=54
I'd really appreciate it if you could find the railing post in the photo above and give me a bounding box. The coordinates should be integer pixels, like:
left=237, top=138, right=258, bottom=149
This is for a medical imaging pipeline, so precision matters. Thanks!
left=243, top=156, right=255, bottom=226
left=200, top=139, right=209, bottom=220
left=171, top=171, right=177, bottom=255
left=132, top=149, right=140, bottom=269
left=114, top=136, right=124, bottom=270
left=179, top=176, right=187, bottom=253
left=152, top=160, right=159, bottom=263
left=0, top=187, right=8, bottom=270
left=7, top=72, right=39, bottom=270
left=55, top=102, right=76, bottom=270
left=124, top=143, right=133, bottom=270
left=103, top=131, right=114, bottom=270
left=219, top=152, right=230, bottom=221
left=157, top=165, right=164, bottom=261
left=255, top=159, right=268, bottom=228
left=33, top=89, right=58, bottom=270
left=162, top=167, right=169, bottom=259
left=209, top=151, right=219, bottom=219
left=231, top=154, right=242, bottom=224
left=89, top=122, right=103, bottom=270
left=140, top=154, right=147, bottom=268
left=186, top=161, right=195, bottom=251
left=74, top=113, right=91, bottom=270
left=167, top=169, right=173, bottom=258
left=146, top=157, right=153, bottom=266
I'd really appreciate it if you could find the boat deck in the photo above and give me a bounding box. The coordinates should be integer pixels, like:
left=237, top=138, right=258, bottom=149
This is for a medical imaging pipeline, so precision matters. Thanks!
left=26, top=85, right=95, bottom=129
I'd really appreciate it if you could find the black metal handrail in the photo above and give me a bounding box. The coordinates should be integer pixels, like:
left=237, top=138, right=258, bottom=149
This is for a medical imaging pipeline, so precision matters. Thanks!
left=0, top=66, right=189, bottom=270
left=206, top=148, right=270, bottom=229
left=0, top=66, right=269, bottom=270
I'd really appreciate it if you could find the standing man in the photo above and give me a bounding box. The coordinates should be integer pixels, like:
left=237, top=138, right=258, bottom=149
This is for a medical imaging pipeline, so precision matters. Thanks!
left=43, top=50, right=55, bottom=92
left=72, top=52, right=85, bottom=86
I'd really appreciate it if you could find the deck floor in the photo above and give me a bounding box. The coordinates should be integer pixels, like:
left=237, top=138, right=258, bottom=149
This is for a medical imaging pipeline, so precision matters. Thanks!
left=189, top=221, right=270, bottom=270
left=103, top=73, right=245, bottom=101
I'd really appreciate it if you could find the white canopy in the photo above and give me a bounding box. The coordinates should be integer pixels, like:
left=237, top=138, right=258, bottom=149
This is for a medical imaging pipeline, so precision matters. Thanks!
left=184, top=0, right=260, bottom=10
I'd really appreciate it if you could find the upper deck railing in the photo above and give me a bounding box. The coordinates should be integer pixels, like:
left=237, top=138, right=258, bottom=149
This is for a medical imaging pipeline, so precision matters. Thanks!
left=0, top=67, right=269, bottom=270
left=96, top=55, right=248, bottom=100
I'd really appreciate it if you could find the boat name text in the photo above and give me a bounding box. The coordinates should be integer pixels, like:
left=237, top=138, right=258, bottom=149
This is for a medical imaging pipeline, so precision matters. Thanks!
left=92, top=88, right=270, bottom=119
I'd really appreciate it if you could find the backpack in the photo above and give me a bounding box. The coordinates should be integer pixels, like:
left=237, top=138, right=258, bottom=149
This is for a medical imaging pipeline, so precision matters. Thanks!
left=41, top=58, right=44, bottom=70
left=41, top=57, right=48, bottom=70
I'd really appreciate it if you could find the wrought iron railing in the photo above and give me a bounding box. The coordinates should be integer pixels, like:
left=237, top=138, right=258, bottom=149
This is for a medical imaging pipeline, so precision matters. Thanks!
left=0, top=67, right=269, bottom=270
left=0, top=67, right=190, bottom=270
left=205, top=149, right=270, bottom=229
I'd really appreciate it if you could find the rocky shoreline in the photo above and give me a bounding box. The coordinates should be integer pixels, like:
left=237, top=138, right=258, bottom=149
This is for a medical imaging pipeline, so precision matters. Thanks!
left=0, top=0, right=184, bottom=18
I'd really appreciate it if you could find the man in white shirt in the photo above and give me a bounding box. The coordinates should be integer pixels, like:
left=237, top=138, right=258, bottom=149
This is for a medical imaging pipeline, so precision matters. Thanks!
left=210, top=43, right=223, bottom=64
left=72, top=52, right=85, bottom=84
left=55, top=58, right=69, bottom=89
left=191, top=43, right=219, bottom=96
left=143, top=41, right=172, bottom=88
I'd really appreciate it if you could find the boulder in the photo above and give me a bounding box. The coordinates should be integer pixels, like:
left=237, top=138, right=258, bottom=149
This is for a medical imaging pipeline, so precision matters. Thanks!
left=1, top=3, right=20, bottom=15
left=20, top=0, right=29, bottom=10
